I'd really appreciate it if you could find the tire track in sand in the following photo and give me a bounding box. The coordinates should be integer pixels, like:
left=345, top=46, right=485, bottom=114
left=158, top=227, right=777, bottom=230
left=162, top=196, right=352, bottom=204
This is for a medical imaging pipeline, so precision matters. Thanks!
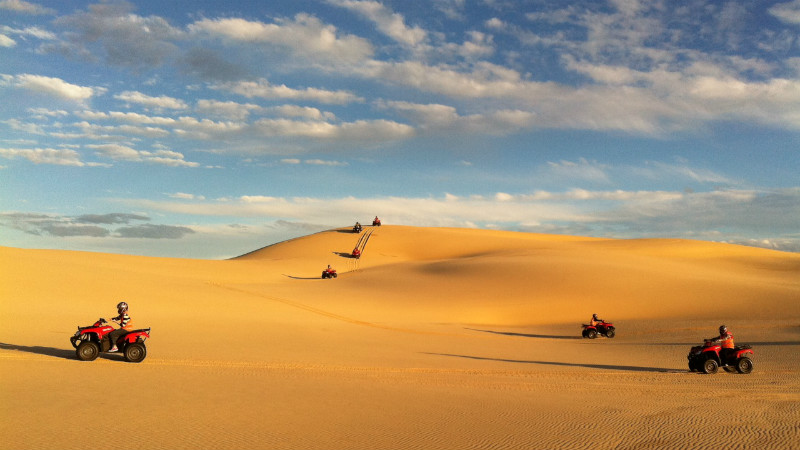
left=209, top=282, right=451, bottom=336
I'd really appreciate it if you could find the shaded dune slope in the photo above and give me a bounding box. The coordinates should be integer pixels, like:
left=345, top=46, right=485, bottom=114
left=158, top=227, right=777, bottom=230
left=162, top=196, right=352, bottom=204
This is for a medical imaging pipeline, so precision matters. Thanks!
left=234, top=226, right=800, bottom=325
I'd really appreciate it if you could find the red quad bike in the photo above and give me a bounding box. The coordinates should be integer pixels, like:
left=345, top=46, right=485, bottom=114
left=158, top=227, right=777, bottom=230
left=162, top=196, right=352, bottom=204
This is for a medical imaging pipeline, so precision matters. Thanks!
left=582, top=321, right=615, bottom=339
left=688, top=340, right=753, bottom=374
left=351, top=248, right=361, bottom=258
left=70, top=318, right=151, bottom=363
left=322, top=267, right=338, bottom=279
left=372, top=218, right=381, bottom=226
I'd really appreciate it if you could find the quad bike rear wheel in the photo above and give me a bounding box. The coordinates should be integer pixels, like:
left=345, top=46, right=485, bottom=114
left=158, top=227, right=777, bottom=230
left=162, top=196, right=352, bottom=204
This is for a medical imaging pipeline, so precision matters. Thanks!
left=736, top=357, right=753, bottom=374
left=124, top=342, right=147, bottom=363
left=76, top=341, right=100, bottom=361
left=702, top=358, right=719, bottom=374
left=586, top=329, right=598, bottom=339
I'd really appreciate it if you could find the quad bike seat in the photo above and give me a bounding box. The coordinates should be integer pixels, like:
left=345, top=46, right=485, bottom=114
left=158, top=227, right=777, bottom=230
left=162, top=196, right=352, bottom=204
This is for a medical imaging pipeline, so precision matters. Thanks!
left=123, top=328, right=151, bottom=336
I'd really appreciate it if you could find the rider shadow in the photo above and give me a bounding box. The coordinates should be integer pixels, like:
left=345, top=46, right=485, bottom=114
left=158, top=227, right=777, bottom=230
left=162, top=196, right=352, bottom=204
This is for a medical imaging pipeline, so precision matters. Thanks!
left=334, top=251, right=358, bottom=258
left=0, top=342, right=75, bottom=360
left=0, top=342, right=129, bottom=362
left=466, top=327, right=582, bottom=340
left=424, top=352, right=681, bottom=373
left=283, top=274, right=321, bottom=280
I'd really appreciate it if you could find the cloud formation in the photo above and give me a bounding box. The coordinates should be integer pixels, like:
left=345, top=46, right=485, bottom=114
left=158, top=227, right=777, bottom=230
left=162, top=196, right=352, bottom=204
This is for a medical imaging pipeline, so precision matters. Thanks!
left=0, top=1, right=797, bottom=257
left=0, top=212, right=194, bottom=239
left=2, top=74, right=98, bottom=101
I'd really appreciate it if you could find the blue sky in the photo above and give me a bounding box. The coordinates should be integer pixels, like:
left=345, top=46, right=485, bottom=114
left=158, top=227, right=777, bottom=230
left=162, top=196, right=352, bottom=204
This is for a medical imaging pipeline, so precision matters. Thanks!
left=1, top=0, right=799, bottom=259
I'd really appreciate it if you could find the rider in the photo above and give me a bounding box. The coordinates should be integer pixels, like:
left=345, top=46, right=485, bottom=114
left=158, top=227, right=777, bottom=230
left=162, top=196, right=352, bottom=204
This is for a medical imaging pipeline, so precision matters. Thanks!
left=710, top=325, right=735, bottom=359
left=590, top=313, right=603, bottom=327
left=108, top=301, right=133, bottom=352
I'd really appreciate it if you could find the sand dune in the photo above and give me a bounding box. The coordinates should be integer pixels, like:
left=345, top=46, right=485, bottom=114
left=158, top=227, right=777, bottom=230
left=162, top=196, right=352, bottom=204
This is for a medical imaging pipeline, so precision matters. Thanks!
left=1, top=226, right=799, bottom=449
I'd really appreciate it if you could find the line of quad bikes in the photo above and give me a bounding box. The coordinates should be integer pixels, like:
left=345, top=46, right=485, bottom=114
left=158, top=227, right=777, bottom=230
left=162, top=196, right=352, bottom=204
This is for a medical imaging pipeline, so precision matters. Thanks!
left=321, top=217, right=380, bottom=279
left=581, top=320, right=754, bottom=374
left=69, top=216, right=755, bottom=372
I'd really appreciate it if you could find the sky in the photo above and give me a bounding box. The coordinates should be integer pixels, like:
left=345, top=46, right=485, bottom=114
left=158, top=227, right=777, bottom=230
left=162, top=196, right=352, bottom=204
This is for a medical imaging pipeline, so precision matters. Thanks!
left=1, top=0, right=799, bottom=259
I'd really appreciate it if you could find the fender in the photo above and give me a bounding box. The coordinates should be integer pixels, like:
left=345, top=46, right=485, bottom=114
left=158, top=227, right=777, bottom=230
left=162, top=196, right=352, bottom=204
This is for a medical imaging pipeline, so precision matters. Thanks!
left=702, top=346, right=722, bottom=364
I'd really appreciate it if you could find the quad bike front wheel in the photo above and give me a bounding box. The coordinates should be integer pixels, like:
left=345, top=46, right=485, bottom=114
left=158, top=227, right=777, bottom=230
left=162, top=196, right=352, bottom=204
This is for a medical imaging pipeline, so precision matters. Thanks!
left=124, top=343, right=147, bottom=363
left=736, top=357, right=753, bottom=374
left=702, top=358, right=719, bottom=374
left=605, top=328, right=615, bottom=338
left=76, top=341, right=100, bottom=361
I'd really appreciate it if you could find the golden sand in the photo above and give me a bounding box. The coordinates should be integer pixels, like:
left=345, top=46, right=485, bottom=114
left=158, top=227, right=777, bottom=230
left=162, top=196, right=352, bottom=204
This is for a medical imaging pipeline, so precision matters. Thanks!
left=2, top=226, right=799, bottom=449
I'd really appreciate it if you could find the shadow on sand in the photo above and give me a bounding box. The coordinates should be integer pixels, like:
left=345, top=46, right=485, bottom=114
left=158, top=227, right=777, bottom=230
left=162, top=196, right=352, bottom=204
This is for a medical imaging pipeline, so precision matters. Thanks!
left=283, top=274, right=323, bottom=280
left=0, top=342, right=122, bottom=361
left=334, top=252, right=358, bottom=258
left=621, top=340, right=800, bottom=347
left=424, top=352, right=681, bottom=373
left=466, top=327, right=582, bottom=340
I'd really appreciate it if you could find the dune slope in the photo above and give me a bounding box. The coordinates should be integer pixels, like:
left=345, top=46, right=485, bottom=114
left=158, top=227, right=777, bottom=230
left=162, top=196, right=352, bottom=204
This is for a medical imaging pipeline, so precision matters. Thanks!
left=1, top=226, right=799, bottom=450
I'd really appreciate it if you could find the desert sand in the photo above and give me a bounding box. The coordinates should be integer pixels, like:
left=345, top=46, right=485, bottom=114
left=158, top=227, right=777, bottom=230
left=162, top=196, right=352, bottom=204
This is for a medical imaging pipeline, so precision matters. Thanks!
left=1, top=225, right=799, bottom=450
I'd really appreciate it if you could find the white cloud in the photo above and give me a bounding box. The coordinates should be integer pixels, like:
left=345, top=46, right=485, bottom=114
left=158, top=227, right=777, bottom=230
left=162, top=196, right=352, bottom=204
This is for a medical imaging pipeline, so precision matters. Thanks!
left=0, top=34, right=15, bottom=47
left=330, top=0, right=427, bottom=47
left=188, top=14, right=373, bottom=64
left=270, top=105, right=336, bottom=121
left=769, top=0, right=800, bottom=24
left=114, top=91, right=188, bottom=110
left=1, top=25, right=56, bottom=40
left=214, top=78, right=362, bottom=104
left=630, top=161, right=734, bottom=185
left=0, top=0, right=55, bottom=15
left=277, top=157, right=348, bottom=166
left=253, top=118, right=414, bottom=141
left=304, top=159, right=348, bottom=166
left=87, top=143, right=200, bottom=167
left=168, top=192, right=205, bottom=200
left=0, top=147, right=84, bottom=166
left=4, top=74, right=98, bottom=101
left=196, top=99, right=261, bottom=120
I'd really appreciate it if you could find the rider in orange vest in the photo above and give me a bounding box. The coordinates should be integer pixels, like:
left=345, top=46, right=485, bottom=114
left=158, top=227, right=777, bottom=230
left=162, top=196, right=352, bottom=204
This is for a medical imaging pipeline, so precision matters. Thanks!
left=590, top=313, right=603, bottom=327
left=711, top=325, right=735, bottom=359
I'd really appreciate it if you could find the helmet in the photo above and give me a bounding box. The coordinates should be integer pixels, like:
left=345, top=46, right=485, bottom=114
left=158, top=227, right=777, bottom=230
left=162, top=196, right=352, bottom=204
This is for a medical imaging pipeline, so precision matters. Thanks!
left=117, top=301, right=128, bottom=313
left=592, top=313, right=599, bottom=319
left=719, top=325, right=727, bottom=334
